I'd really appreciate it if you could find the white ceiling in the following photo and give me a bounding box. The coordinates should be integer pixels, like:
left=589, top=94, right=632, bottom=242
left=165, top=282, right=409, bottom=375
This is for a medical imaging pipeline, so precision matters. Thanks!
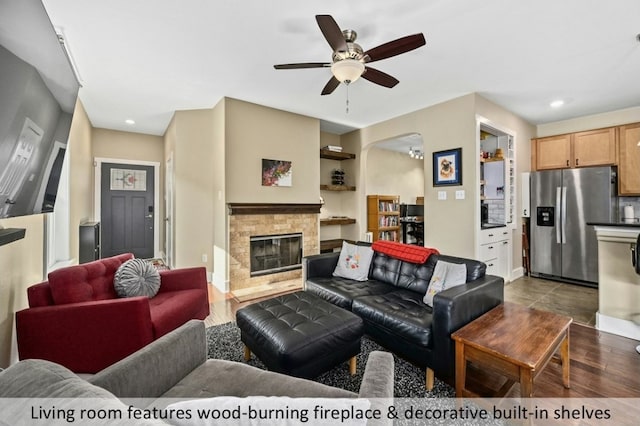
left=40, top=0, right=640, bottom=137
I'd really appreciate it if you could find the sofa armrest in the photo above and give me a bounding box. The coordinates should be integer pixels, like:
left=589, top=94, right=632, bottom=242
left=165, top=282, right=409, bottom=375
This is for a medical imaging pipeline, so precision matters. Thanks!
left=431, top=274, right=504, bottom=374
left=158, top=267, right=207, bottom=293
left=357, top=350, right=394, bottom=398
left=16, top=297, right=154, bottom=373
left=89, top=320, right=207, bottom=398
left=302, top=252, right=340, bottom=282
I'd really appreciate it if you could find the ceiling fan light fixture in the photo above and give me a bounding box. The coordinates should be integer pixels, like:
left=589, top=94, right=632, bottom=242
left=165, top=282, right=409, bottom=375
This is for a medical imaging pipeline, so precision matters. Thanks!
left=331, top=59, right=364, bottom=83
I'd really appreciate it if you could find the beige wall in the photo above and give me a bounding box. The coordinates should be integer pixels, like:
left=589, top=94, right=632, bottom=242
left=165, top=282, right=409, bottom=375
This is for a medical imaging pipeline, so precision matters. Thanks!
left=68, top=101, right=94, bottom=261
left=170, top=109, right=215, bottom=272
left=0, top=215, right=44, bottom=367
left=537, top=106, right=640, bottom=137
left=366, top=147, right=424, bottom=204
left=343, top=93, right=534, bottom=266
left=211, top=100, right=227, bottom=290
left=225, top=98, right=320, bottom=204
left=343, top=94, right=477, bottom=257
left=0, top=99, right=93, bottom=367
left=92, top=128, right=165, bottom=257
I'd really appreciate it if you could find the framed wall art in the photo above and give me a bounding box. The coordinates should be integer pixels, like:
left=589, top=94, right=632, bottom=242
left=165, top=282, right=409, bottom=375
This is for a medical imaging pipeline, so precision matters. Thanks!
left=432, top=148, right=462, bottom=186
left=261, top=158, right=292, bottom=187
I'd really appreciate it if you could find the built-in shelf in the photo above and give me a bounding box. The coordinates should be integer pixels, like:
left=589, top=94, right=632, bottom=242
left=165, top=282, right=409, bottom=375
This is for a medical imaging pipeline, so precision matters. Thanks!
left=228, top=203, right=322, bottom=215
left=0, top=228, right=26, bottom=247
left=320, top=217, right=356, bottom=226
left=320, top=238, right=355, bottom=252
left=319, top=149, right=356, bottom=161
left=320, top=184, right=356, bottom=191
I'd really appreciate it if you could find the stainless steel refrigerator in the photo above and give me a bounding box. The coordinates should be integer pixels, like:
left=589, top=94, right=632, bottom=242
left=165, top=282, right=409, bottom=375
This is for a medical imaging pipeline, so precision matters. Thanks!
left=530, top=166, right=617, bottom=286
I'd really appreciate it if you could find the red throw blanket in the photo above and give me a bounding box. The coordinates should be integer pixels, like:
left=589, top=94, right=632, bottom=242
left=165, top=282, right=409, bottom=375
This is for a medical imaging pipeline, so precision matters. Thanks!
left=371, top=240, right=439, bottom=264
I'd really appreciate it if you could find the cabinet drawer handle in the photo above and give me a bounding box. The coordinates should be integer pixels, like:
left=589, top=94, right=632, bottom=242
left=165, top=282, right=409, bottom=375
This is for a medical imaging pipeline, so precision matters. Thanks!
left=488, top=263, right=494, bottom=267
left=576, top=158, right=579, bottom=166
left=566, top=160, right=569, bottom=166
left=488, top=246, right=494, bottom=249
left=488, top=233, right=494, bottom=237
left=503, top=241, right=508, bottom=245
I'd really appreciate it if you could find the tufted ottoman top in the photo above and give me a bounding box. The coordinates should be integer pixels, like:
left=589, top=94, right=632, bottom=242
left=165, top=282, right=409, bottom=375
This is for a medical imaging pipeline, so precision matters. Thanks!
left=236, top=291, right=363, bottom=378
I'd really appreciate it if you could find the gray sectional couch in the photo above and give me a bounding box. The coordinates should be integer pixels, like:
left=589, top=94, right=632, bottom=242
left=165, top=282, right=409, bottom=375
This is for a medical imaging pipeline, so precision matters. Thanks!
left=0, top=320, right=394, bottom=425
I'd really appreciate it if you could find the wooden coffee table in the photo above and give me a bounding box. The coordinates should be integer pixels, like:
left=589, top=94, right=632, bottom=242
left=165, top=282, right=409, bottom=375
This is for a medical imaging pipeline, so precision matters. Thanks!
left=451, top=302, right=572, bottom=397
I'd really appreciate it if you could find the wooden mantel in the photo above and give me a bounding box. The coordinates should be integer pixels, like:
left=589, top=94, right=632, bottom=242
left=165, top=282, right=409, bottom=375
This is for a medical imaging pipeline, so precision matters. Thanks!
left=227, top=203, right=322, bottom=215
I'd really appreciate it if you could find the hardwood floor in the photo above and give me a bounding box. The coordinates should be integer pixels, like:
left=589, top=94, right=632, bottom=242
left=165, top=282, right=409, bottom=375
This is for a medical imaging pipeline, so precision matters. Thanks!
left=205, top=278, right=640, bottom=397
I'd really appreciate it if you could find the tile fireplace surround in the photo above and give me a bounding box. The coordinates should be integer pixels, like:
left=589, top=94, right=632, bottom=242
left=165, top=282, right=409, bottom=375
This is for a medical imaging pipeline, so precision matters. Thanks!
left=227, top=203, right=321, bottom=293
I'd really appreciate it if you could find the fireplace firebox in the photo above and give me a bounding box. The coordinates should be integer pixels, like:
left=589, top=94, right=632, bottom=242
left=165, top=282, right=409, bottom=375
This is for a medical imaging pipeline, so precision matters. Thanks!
left=249, top=233, right=303, bottom=277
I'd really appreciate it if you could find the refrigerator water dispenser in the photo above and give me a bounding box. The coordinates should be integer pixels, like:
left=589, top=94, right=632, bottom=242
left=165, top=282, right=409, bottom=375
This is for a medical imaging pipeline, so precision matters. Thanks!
left=536, top=207, right=554, bottom=226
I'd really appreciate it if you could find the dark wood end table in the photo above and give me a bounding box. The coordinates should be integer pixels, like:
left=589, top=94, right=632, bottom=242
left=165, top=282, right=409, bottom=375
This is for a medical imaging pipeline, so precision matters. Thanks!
left=451, top=302, right=572, bottom=397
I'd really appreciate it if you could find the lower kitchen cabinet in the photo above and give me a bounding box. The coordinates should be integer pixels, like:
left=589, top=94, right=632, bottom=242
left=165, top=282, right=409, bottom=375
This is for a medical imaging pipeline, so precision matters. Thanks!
left=479, top=228, right=511, bottom=281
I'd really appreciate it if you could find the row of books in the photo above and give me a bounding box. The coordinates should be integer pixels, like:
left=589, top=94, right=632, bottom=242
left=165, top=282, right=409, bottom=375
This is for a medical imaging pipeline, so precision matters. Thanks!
left=378, top=231, right=398, bottom=241
left=378, top=201, right=399, bottom=212
left=379, top=216, right=399, bottom=227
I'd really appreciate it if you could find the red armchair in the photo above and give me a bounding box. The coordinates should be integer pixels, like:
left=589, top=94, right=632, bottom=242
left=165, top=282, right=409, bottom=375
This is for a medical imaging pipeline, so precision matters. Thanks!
left=15, top=253, right=210, bottom=373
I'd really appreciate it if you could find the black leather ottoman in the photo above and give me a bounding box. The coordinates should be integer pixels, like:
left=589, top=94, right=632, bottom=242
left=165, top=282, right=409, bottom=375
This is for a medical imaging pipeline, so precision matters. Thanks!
left=235, top=291, right=364, bottom=379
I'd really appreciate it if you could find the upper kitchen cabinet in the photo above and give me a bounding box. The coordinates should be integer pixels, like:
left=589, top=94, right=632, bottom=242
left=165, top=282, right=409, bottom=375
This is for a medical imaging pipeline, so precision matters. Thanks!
left=618, top=122, right=640, bottom=196
left=572, top=127, right=617, bottom=168
left=532, top=127, right=616, bottom=170
left=533, top=134, right=571, bottom=170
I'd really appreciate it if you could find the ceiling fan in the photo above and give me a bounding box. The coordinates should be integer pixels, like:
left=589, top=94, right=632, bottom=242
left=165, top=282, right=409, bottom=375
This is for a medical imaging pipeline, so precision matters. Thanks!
left=274, top=15, right=426, bottom=95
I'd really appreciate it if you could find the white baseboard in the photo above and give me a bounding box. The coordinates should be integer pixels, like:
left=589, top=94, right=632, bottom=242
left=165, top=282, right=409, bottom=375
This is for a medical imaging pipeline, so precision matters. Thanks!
left=596, top=312, right=640, bottom=341
left=511, top=266, right=524, bottom=281
left=211, top=273, right=229, bottom=293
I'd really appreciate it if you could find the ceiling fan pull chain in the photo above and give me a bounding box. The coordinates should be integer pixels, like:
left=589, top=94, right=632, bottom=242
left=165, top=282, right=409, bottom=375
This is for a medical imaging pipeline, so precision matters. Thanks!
left=346, top=83, right=350, bottom=114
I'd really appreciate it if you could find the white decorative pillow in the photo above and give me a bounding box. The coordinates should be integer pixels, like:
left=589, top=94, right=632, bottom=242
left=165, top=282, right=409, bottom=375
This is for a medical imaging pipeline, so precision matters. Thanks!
left=332, top=241, right=374, bottom=281
left=166, top=397, right=371, bottom=426
left=423, top=260, right=467, bottom=307
left=114, top=258, right=161, bottom=298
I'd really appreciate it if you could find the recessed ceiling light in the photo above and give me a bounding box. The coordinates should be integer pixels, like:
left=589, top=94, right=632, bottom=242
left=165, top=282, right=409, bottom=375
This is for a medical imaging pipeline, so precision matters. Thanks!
left=125, top=119, right=135, bottom=125
left=550, top=100, right=565, bottom=108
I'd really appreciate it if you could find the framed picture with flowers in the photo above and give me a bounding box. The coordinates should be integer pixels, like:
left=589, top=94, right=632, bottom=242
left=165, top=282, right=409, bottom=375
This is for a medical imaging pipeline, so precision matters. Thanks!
left=261, top=159, right=292, bottom=187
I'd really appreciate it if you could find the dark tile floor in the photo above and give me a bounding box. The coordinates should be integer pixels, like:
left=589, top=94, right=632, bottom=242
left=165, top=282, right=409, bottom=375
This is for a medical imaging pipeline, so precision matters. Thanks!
left=504, top=275, right=598, bottom=326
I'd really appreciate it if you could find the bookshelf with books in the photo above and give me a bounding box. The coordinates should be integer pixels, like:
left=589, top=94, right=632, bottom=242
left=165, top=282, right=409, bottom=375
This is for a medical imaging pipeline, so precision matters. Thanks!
left=367, top=195, right=401, bottom=242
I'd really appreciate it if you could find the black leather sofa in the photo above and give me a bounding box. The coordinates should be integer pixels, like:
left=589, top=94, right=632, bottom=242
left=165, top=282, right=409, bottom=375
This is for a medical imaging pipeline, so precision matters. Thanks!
left=303, top=246, right=504, bottom=390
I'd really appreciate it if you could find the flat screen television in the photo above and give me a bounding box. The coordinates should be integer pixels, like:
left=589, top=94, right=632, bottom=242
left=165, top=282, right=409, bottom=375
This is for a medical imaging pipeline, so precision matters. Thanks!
left=400, top=204, right=424, bottom=218
left=0, top=0, right=80, bottom=219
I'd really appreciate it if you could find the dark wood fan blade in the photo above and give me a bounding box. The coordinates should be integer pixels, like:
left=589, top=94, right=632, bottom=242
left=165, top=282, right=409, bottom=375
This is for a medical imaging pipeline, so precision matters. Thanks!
left=274, top=63, right=330, bottom=69
left=364, top=33, right=426, bottom=63
left=362, top=67, right=399, bottom=88
left=316, top=15, right=347, bottom=52
left=321, top=76, right=341, bottom=95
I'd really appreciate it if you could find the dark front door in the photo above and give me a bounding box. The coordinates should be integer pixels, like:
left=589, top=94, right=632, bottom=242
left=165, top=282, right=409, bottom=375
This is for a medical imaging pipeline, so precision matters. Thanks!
left=101, top=163, right=154, bottom=258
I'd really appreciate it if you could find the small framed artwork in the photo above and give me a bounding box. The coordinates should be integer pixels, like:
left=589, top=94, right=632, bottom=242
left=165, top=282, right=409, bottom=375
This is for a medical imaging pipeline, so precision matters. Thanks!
left=433, top=148, right=462, bottom=186
left=261, top=158, right=292, bottom=187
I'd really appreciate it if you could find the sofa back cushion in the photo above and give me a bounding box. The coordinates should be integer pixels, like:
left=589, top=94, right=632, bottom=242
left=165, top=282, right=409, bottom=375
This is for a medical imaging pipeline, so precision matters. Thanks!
left=48, top=253, right=134, bottom=305
left=396, top=261, right=433, bottom=294
left=395, top=253, right=486, bottom=295
left=368, top=252, right=401, bottom=285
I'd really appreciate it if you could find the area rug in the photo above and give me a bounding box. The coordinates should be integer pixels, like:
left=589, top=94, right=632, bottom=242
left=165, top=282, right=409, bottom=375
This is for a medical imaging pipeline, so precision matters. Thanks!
left=206, top=322, right=455, bottom=398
